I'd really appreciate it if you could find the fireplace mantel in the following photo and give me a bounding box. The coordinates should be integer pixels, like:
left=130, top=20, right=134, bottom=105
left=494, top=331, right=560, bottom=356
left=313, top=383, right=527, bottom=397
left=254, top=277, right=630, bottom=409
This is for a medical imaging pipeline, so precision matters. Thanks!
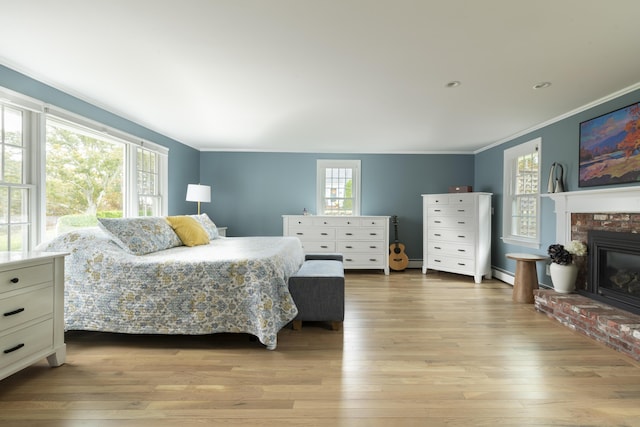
left=543, top=186, right=640, bottom=243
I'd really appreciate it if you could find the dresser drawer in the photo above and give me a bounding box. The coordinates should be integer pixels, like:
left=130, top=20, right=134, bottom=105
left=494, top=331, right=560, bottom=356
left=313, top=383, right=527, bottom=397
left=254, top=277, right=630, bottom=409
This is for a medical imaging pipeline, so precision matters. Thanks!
left=427, top=256, right=475, bottom=272
left=427, top=205, right=474, bottom=217
left=338, top=241, right=386, bottom=253
left=338, top=227, right=385, bottom=240
left=343, top=253, right=385, bottom=267
left=427, top=228, right=475, bottom=243
left=1, top=286, right=54, bottom=332
left=289, top=228, right=336, bottom=240
left=287, top=216, right=315, bottom=227
left=0, top=263, right=53, bottom=294
left=427, top=242, right=475, bottom=259
left=299, top=241, right=337, bottom=252
left=360, top=217, right=387, bottom=227
left=427, top=216, right=475, bottom=229
left=425, top=195, right=449, bottom=206
left=0, top=319, right=54, bottom=368
left=313, top=217, right=361, bottom=227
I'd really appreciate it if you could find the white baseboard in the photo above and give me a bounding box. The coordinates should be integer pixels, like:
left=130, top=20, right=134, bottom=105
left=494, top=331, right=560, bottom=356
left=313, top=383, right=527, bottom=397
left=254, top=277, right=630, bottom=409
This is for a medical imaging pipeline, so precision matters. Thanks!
left=492, top=268, right=514, bottom=286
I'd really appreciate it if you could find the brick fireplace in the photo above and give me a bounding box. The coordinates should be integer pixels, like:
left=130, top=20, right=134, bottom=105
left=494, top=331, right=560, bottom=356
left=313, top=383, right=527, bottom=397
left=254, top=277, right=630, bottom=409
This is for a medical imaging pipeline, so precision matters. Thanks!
left=534, top=187, right=640, bottom=361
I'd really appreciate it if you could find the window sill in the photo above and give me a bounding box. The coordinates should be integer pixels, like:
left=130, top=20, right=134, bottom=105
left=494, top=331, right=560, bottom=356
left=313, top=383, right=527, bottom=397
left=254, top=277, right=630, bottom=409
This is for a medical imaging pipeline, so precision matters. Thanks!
left=501, top=236, right=541, bottom=250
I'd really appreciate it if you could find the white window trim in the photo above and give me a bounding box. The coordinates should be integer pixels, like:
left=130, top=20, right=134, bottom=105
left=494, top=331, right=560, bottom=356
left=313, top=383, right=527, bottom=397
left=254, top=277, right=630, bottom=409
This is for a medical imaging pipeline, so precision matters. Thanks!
left=316, top=159, right=361, bottom=216
left=501, top=137, right=541, bottom=249
left=0, top=86, right=170, bottom=248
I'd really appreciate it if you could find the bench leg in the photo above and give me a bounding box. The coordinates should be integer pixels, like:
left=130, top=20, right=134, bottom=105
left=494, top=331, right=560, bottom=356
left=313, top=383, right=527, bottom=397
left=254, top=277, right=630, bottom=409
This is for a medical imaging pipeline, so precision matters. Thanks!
left=330, top=321, right=342, bottom=331
left=292, top=320, right=302, bottom=331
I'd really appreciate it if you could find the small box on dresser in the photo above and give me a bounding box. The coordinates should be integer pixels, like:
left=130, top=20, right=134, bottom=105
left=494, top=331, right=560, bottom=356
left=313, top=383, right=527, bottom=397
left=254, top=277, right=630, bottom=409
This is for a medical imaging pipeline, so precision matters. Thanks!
left=1, top=252, right=67, bottom=381
left=283, top=215, right=390, bottom=275
left=422, top=193, right=492, bottom=283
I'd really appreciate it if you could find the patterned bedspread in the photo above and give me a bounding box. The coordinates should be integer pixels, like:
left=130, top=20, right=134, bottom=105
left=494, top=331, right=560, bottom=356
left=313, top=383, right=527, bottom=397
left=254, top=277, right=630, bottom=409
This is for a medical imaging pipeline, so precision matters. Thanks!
left=39, top=229, right=305, bottom=350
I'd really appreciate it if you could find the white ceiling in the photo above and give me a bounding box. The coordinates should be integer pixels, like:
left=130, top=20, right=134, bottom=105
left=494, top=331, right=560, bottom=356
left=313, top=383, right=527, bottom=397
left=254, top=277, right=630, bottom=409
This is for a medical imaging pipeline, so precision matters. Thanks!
left=2, top=0, right=640, bottom=154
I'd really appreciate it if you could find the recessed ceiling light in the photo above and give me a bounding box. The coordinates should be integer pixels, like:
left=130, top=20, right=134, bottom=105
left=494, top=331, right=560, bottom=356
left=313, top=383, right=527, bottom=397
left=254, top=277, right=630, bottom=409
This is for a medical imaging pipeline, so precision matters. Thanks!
left=445, top=81, right=461, bottom=88
left=533, top=82, right=552, bottom=89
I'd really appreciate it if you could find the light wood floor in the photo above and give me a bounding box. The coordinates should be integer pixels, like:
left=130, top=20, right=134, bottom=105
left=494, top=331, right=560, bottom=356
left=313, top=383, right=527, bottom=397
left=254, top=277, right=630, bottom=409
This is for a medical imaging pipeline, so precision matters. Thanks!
left=2, top=269, right=640, bottom=426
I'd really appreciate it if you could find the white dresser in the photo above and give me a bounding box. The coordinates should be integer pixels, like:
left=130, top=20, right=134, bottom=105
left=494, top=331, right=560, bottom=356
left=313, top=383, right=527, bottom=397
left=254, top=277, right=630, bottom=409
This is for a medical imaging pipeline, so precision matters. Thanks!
left=283, top=215, right=390, bottom=275
left=422, top=193, right=492, bottom=283
left=1, top=252, right=67, bottom=381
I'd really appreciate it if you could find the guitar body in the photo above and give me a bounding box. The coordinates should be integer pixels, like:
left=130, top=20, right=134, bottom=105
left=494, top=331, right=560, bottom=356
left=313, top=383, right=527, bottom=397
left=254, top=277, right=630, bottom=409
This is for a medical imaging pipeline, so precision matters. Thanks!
left=389, top=215, right=409, bottom=271
left=389, top=241, right=409, bottom=271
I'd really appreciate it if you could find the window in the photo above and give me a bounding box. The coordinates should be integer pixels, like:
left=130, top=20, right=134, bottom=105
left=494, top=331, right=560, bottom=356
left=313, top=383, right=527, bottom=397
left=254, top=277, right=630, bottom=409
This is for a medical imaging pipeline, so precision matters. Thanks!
left=45, top=114, right=169, bottom=239
left=0, top=103, right=34, bottom=251
left=316, top=159, right=361, bottom=216
left=502, top=138, right=541, bottom=248
left=0, top=88, right=169, bottom=250
left=136, top=147, right=163, bottom=217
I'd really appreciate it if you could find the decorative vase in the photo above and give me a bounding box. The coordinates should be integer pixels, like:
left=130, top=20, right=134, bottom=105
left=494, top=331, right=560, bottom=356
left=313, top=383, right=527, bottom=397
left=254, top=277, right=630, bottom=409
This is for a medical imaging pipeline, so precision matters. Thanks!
left=550, top=263, right=578, bottom=293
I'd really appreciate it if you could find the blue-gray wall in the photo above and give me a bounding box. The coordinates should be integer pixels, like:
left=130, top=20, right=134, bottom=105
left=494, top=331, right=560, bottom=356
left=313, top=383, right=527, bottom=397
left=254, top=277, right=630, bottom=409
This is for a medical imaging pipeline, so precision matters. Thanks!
left=5, top=63, right=639, bottom=280
left=199, top=152, right=474, bottom=260
left=475, top=88, right=640, bottom=285
left=0, top=65, right=200, bottom=215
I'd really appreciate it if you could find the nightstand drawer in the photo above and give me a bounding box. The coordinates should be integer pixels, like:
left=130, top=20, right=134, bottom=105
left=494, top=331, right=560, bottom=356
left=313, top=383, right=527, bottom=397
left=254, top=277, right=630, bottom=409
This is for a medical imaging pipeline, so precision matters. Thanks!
left=0, top=263, right=53, bottom=294
left=0, top=319, right=54, bottom=367
left=1, top=286, right=54, bottom=332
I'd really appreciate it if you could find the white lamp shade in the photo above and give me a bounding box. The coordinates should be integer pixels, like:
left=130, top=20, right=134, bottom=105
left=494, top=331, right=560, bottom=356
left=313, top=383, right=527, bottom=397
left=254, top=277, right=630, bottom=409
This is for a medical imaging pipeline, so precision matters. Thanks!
left=186, top=184, right=211, bottom=203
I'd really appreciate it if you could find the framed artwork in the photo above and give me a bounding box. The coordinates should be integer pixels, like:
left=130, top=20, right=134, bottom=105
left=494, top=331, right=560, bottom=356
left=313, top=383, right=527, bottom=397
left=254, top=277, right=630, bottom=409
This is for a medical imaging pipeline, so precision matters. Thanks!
left=579, top=101, right=640, bottom=187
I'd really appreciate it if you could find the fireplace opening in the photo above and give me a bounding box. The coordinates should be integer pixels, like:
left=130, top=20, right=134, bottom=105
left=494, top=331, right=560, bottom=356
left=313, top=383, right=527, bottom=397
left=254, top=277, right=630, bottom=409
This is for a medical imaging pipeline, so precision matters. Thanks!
left=584, top=230, right=640, bottom=315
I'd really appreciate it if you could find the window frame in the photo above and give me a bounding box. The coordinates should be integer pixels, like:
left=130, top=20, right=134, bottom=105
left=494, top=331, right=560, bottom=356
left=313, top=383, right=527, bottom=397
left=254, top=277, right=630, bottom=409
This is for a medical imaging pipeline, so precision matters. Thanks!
left=44, top=110, right=169, bottom=237
left=501, top=137, right=541, bottom=249
left=316, top=159, right=361, bottom=216
left=0, top=87, right=170, bottom=250
left=0, top=101, right=38, bottom=251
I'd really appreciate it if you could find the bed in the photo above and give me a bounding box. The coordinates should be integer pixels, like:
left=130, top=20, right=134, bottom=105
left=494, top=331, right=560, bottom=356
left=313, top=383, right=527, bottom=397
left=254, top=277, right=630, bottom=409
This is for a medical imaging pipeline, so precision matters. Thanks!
left=37, top=215, right=305, bottom=350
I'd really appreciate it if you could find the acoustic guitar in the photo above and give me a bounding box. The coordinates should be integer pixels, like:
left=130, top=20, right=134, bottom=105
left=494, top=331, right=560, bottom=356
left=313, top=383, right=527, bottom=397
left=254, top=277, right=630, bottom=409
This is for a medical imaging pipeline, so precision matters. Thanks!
left=389, top=215, right=409, bottom=271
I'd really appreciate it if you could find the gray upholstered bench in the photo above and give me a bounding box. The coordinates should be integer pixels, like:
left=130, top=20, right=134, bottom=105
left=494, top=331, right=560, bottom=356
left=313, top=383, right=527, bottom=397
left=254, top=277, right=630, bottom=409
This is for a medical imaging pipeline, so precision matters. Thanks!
left=288, top=254, right=345, bottom=331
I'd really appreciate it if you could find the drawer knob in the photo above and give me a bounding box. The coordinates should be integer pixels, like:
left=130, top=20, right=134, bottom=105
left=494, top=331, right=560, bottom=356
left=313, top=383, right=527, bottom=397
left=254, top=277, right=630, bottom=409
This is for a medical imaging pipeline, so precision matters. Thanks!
left=458, top=235, right=466, bottom=238
left=345, top=246, right=353, bottom=249
left=10, top=277, right=19, bottom=284
left=345, top=258, right=353, bottom=262
left=4, top=343, right=25, bottom=354
left=296, top=232, right=303, bottom=235
left=434, top=233, right=441, bottom=237
left=346, top=233, right=353, bottom=236
left=369, top=233, right=377, bottom=236
left=321, top=233, right=328, bottom=235
left=434, top=246, right=441, bottom=249
left=458, top=249, right=466, bottom=252
left=369, top=258, right=376, bottom=262
left=321, top=245, right=328, bottom=249
left=458, top=221, right=466, bottom=224
left=4, top=308, right=25, bottom=317
left=369, top=246, right=377, bottom=249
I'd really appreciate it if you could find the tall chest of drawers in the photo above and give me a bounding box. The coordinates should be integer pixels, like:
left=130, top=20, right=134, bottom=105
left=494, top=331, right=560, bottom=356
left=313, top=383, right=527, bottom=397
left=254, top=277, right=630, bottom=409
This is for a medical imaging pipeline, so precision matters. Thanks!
left=283, top=215, right=390, bottom=275
left=422, top=193, right=492, bottom=283
left=1, top=252, right=67, bottom=381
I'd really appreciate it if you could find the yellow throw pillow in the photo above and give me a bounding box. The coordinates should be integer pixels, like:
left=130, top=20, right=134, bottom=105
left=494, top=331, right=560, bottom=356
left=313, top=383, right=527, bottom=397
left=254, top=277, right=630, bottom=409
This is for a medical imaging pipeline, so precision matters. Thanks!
left=166, top=216, right=210, bottom=247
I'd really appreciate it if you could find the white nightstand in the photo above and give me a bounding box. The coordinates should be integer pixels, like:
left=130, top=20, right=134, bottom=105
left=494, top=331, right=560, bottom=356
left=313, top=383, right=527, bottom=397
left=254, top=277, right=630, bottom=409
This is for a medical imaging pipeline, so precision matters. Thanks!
left=1, top=251, right=67, bottom=381
left=217, top=227, right=227, bottom=237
